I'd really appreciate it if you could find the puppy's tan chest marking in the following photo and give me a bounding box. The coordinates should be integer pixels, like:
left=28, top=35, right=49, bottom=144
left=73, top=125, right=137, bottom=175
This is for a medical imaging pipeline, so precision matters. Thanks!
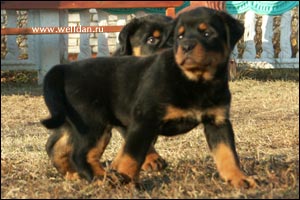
left=181, top=68, right=215, bottom=82
left=163, top=105, right=202, bottom=121
left=163, top=105, right=228, bottom=125
left=205, top=106, right=229, bottom=125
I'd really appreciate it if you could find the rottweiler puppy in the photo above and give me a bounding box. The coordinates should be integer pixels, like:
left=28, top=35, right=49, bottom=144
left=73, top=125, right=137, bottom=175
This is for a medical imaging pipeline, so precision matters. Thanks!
left=42, top=7, right=256, bottom=188
left=113, top=14, right=173, bottom=56
left=44, top=14, right=173, bottom=180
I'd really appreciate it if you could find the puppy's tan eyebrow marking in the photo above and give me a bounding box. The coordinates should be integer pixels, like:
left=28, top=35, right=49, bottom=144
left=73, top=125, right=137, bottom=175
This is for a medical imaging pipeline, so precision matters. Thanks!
left=153, top=30, right=161, bottom=37
left=178, top=26, right=185, bottom=35
left=199, top=23, right=208, bottom=30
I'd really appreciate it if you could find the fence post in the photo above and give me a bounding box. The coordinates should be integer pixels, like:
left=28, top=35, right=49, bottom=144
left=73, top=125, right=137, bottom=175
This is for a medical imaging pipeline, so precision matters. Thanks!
left=77, top=9, right=91, bottom=60
left=243, top=10, right=256, bottom=59
left=38, top=10, right=61, bottom=84
left=5, top=10, right=18, bottom=60
left=231, top=14, right=239, bottom=59
left=261, top=15, right=274, bottom=61
left=279, top=10, right=292, bottom=60
left=97, top=10, right=110, bottom=56
left=59, top=10, right=69, bottom=63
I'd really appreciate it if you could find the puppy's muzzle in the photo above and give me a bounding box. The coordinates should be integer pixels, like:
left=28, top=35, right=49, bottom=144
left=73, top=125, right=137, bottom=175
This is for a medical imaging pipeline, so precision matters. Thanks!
left=180, top=39, right=197, bottom=54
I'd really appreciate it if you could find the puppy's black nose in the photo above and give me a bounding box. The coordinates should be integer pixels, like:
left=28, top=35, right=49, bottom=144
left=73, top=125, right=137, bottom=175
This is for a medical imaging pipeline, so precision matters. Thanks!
left=181, top=40, right=197, bottom=53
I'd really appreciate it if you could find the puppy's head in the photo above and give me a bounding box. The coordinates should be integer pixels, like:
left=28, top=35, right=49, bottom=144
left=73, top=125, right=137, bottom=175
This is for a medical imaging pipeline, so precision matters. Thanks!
left=115, top=14, right=174, bottom=56
left=174, top=7, right=244, bottom=81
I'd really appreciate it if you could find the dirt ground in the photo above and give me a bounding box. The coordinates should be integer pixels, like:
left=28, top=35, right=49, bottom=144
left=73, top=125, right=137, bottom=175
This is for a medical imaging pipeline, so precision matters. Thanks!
left=1, top=74, right=299, bottom=198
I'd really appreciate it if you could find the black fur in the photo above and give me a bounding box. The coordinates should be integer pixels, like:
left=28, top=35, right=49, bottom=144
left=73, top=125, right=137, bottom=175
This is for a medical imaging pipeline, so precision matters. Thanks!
left=42, top=7, right=255, bottom=188
left=41, top=65, right=88, bottom=133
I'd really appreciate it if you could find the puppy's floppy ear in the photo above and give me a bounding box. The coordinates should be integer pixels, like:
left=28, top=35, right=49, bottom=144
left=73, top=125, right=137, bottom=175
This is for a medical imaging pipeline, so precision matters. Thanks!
left=217, top=11, right=245, bottom=50
left=158, top=20, right=175, bottom=49
left=117, top=18, right=141, bottom=55
left=172, top=17, right=181, bottom=51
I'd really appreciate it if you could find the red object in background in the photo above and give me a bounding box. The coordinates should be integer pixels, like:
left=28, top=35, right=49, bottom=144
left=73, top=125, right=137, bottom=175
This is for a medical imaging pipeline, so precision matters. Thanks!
left=177, top=1, right=225, bottom=16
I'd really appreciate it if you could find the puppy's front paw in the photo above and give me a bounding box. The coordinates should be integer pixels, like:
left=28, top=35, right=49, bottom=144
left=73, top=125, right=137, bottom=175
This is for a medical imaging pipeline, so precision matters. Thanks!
left=110, top=153, right=140, bottom=184
left=142, top=152, right=167, bottom=171
left=226, top=173, right=257, bottom=189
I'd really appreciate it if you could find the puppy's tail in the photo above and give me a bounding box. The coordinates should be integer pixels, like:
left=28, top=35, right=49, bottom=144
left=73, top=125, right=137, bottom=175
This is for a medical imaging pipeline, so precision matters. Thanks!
left=41, top=64, right=89, bottom=133
left=41, top=64, right=68, bottom=129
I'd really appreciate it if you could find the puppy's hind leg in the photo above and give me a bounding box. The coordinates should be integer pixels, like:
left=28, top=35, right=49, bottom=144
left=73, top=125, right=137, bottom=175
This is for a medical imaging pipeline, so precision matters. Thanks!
left=71, top=126, right=112, bottom=182
left=46, top=124, right=79, bottom=180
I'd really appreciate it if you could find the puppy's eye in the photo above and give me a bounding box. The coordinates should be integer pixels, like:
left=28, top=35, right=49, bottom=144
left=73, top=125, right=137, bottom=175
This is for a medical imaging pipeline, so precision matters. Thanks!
left=147, top=36, right=159, bottom=44
left=204, top=32, right=210, bottom=37
left=178, top=34, right=184, bottom=40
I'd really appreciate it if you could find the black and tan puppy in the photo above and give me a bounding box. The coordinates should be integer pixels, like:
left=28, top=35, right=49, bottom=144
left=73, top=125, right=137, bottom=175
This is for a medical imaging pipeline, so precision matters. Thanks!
left=44, top=14, right=173, bottom=180
left=113, top=14, right=173, bottom=56
left=42, top=7, right=256, bottom=188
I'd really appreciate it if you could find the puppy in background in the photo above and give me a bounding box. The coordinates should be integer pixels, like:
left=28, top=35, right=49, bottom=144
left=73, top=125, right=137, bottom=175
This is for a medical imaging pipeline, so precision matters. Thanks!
left=44, top=14, right=174, bottom=180
left=113, top=14, right=173, bottom=56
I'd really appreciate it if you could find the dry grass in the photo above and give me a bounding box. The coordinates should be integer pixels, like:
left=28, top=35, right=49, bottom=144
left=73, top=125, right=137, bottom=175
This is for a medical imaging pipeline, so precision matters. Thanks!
left=1, top=75, right=299, bottom=198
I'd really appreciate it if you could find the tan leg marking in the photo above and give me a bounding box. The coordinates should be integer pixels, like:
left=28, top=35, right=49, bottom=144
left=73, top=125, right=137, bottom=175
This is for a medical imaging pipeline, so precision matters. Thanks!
left=142, top=145, right=167, bottom=171
left=111, top=143, right=125, bottom=170
left=86, top=130, right=111, bottom=177
left=51, top=132, right=79, bottom=180
left=111, top=148, right=140, bottom=183
left=213, top=143, right=256, bottom=188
